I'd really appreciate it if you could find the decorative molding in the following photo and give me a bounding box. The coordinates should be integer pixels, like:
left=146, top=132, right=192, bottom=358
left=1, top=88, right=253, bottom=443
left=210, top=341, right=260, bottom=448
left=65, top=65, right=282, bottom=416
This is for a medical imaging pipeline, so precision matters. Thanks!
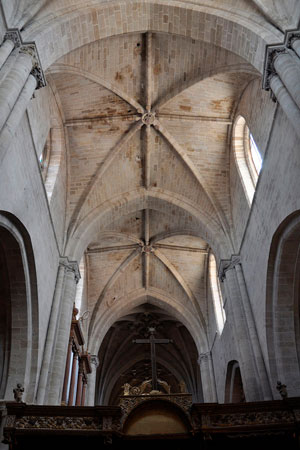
left=197, top=351, right=211, bottom=365
left=202, top=410, right=294, bottom=428
left=13, top=416, right=102, bottom=430
left=218, top=255, right=240, bottom=282
left=142, top=111, right=156, bottom=126
left=263, top=27, right=300, bottom=91
left=60, top=257, right=81, bottom=284
left=141, top=244, right=154, bottom=253
left=90, top=355, right=100, bottom=367
left=119, top=393, right=192, bottom=423
left=3, top=28, right=46, bottom=90
left=4, top=415, right=16, bottom=428
left=4, top=29, right=22, bottom=47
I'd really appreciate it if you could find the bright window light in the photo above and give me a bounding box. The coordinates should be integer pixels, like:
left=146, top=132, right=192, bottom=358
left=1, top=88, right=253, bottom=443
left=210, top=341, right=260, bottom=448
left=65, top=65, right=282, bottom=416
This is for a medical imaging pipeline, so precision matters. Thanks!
left=249, top=133, right=262, bottom=174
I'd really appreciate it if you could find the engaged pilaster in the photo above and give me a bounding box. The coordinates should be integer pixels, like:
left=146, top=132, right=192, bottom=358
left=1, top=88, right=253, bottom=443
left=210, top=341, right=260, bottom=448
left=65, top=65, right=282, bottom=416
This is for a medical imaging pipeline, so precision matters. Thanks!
left=0, top=29, right=46, bottom=160
left=86, top=355, right=99, bottom=406
left=197, top=352, right=217, bottom=403
left=263, top=27, right=300, bottom=139
left=219, top=256, right=270, bottom=401
left=46, top=258, right=80, bottom=405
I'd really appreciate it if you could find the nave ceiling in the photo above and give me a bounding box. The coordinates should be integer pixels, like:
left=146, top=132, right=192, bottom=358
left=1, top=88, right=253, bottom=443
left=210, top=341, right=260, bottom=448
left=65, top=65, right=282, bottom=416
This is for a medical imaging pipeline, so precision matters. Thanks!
left=2, top=0, right=292, bottom=392
left=45, top=27, right=259, bottom=358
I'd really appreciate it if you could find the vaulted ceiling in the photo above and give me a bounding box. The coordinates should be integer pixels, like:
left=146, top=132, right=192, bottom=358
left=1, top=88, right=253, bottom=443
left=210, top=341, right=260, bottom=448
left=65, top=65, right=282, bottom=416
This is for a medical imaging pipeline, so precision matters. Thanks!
left=47, top=28, right=258, bottom=368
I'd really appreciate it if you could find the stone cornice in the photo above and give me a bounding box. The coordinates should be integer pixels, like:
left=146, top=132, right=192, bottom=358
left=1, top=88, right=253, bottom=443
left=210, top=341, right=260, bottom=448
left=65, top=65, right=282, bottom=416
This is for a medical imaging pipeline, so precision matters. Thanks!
left=59, top=257, right=81, bottom=284
left=4, top=28, right=46, bottom=90
left=218, top=255, right=240, bottom=282
left=90, top=355, right=100, bottom=367
left=263, top=27, right=300, bottom=91
left=197, top=351, right=212, bottom=365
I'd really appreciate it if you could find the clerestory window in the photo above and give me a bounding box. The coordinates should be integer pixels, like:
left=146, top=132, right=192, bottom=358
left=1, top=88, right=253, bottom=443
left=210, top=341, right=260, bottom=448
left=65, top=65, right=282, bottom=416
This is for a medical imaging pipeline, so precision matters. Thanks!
left=209, top=253, right=226, bottom=334
left=39, top=133, right=51, bottom=181
left=233, top=115, right=263, bottom=205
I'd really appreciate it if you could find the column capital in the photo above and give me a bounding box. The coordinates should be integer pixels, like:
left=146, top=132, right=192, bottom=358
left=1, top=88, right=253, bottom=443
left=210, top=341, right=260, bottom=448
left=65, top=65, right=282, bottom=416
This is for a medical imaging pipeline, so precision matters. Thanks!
left=60, top=257, right=81, bottom=284
left=3, top=28, right=46, bottom=90
left=218, top=255, right=240, bottom=282
left=198, top=351, right=212, bottom=365
left=263, top=26, right=300, bottom=91
left=90, top=355, right=99, bottom=368
left=4, top=28, right=22, bottom=47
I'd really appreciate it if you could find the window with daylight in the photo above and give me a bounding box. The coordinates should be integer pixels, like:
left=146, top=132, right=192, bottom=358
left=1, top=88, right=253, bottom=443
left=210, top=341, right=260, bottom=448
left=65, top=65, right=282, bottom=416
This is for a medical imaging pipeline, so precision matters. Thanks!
left=209, top=253, right=226, bottom=334
left=39, top=133, right=51, bottom=181
left=233, top=115, right=263, bottom=205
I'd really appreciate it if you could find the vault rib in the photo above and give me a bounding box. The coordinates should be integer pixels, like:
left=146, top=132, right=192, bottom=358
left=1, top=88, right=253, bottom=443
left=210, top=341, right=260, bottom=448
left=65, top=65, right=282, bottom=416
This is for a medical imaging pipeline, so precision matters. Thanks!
left=157, top=113, right=232, bottom=124
left=142, top=209, right=151, bottom=289
left=48, top=63, right=145, bottom=114
left=67, top=119, right=143, bottom=239
left=87, top=231, right=143, bottom=246
left=152, top=63, right=258, bottom=112
left=154, top=120, right=232, bottom=243
left=87, top=244, right=139, bottom=254
left=88, top=248, right=141, bottom=341
left=146, top=32, right=153, bottom=112
left=144, top=123, right=152, bottom=189
left=153, top=248, right=207, bottom=332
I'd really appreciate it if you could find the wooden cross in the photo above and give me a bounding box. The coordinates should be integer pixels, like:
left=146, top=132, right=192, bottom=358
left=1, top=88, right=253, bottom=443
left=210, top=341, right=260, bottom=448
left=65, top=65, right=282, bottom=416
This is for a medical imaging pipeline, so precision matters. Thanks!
left=133, top=327, right=172, bottom=391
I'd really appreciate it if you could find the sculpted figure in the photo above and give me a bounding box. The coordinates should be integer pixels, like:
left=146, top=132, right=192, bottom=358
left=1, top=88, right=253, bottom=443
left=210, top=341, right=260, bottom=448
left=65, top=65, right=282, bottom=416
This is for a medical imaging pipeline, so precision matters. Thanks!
left=276, top=381, right=288, bottom=399
left=158, top=379, right=171, bottom=394
left=179, top=380, right=187, bottom=394
left=122, top=383, right=131, bottom=396
left=13, top=383, right=24, bottom=403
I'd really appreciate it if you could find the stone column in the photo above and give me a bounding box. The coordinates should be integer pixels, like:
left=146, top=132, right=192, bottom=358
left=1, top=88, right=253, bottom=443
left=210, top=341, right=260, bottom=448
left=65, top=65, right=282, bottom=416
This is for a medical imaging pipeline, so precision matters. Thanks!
left=75, top=362, right=84, bottom=406
left=291, top=39, right=300, bottom=59
left=46, top=260, right=80, bottom=405
left=0, top=52, right=33, bottom=132
left=235, top=263, right=272, bottom=400
left=36, top=262, right=66, bottom=404
left=198, top=352, right=217, bottom=402
left=263, top=28, right=300, bottom=139
left=273, top=52, right=300, bottom=111
left=68, top=352, right=78, bottom=406
left=221, top=259, right=262, bottom=401
left=81, top=379, right=87, bottom=406
left=61, top=337, right=73, bottom=405
left=0, top=39, right=14, bottom=69
left=0, top=73, right=37, bottom=159
left=86, top=355, right=99, bottom=406
left=0, top=29, right=46, bottom=162
left=269, top=75, right=300, bottom=140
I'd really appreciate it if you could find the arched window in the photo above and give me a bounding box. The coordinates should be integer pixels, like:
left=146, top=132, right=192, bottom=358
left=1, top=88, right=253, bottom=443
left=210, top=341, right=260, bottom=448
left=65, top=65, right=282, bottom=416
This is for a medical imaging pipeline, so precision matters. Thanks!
left=225, top=360, right=245, bottom=403
left=75, top=257, right=85, bottom=314
left=209, top=253, right=226, bottom=334
left=233, top=115, right=263, bottom=205
left=38, top=127, right=64, bottom=202
left=39, top=133, right=51, bottom=181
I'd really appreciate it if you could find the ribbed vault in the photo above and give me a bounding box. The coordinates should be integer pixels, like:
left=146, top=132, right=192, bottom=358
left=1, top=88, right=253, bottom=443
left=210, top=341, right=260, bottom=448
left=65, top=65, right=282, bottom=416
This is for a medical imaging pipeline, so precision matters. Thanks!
left=43, top=13, right=265, bottom=402
left=96, top=304, right=202, bottom=405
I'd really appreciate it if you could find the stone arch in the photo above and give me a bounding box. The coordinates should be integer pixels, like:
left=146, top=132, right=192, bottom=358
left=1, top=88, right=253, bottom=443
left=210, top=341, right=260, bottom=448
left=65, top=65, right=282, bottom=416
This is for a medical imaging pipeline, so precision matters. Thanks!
left=0, top=211, right=38, bottom=402
left=23, top=1, right=281, bottom=72
left=224, top=360, right=245, bottom=403
left=155, top=65, right=259, bottom=112
left=122, top=397, right=191, bottom=435
left=88, top=289, right=208, bottom=357
left=100, top=352, right=187, bottom=406
left=65, top=189, right=231, bottom=262
left=232, top=114, right=263, bottom=205
left=266, top=211, right=300, bottom=397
